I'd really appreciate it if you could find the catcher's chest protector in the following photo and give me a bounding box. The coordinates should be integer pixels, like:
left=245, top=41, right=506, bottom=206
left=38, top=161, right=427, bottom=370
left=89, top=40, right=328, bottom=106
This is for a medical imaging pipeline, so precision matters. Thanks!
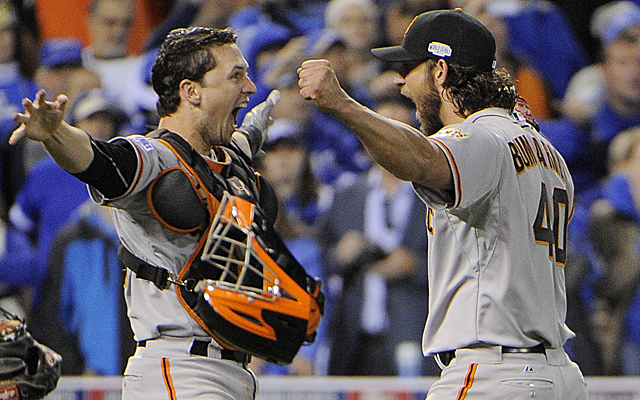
left=123, top=130, right=324, bottom=365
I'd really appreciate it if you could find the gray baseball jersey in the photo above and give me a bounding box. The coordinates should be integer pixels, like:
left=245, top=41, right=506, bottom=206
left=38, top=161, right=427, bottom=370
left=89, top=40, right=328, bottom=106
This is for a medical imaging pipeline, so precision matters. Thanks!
left=87, top=135, right=211, bottom=342
left=413, top=108, right=575, bottom=356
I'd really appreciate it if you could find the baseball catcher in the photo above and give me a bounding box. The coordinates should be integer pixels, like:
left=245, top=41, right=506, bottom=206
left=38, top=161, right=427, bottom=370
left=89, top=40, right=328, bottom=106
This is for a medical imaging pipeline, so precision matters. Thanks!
left=9, top=26, right=320, bottom=400
left=0, top=307, right=61, bottom=400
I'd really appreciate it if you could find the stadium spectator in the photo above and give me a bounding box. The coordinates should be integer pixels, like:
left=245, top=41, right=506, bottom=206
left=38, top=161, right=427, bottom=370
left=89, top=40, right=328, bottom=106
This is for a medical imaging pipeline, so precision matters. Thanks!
left=34, top=0, right=164, bottom=56
left=483, top=0, right=589, bottom=101
left=562, top=197, right=606, bottom=377
left=589, top=126, right=640, bottom=375
left=229, top=0, right=325, bottom=37
left=29, top=200, right=135, bottom=375
left=82, top=0, right=157, bottom=133
left=0, top=0, right=37, bottom=214
left=257, top=120, right=334, bottom=229
left=324, top=0, right=383, bottom=91
left=0, top=89, right=127, bottom=316
left=304, top=30, right=374, bottom=186
left=475, top=9, right=554, bottom=119
left=318, top=98, right=438, bottom=377
left=253, top=120, right=332, bottom=375
left=561, top=1, right=640, bottom=127
left=28, top=38, right=102, bottom=171
left=540, top=0, right=640, bottom=208
left=34, top=38, right=85, bottom=101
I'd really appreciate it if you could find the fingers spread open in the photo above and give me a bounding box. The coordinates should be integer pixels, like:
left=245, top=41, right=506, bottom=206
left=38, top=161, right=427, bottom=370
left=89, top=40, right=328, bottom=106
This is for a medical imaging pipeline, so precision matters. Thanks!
left=9, top=125, right=26, bottom=145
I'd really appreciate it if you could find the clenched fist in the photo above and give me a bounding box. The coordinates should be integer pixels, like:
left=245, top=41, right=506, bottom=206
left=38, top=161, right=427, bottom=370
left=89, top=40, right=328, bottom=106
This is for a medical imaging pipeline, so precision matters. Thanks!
left=297, top=59, right=350, bottom=113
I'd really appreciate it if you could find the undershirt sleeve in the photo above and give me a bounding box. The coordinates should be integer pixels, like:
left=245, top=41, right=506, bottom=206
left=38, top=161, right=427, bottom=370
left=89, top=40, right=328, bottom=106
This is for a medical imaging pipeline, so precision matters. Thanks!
left=72, top=137, right=138, bottom=199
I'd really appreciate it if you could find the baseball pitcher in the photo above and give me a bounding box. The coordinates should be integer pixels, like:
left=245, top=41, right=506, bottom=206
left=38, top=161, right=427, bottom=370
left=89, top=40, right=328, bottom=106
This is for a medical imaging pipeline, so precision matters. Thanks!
left=298, top=9, right=588, bottom=400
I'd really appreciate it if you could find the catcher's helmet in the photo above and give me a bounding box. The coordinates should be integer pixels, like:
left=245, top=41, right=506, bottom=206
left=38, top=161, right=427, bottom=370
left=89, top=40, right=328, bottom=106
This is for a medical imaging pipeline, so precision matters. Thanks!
left=195, top=192, right=324, bottom=365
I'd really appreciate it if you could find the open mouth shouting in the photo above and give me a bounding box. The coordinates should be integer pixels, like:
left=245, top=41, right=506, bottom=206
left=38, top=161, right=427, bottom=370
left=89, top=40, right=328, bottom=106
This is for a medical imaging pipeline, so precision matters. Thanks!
left=232, top=99, right=250, bottom=129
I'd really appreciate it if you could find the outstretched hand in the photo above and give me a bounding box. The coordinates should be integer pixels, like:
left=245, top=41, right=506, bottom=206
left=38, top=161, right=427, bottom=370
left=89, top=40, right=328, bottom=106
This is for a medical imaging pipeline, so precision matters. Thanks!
left=10, top=89, right=68, bottom=145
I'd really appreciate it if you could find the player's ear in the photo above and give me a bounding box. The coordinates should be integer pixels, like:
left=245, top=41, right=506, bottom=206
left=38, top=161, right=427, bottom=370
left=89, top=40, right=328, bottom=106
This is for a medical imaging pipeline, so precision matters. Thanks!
left=179, top=79, right=201, bottom=106
left=434, top=59, right=448, bottom=87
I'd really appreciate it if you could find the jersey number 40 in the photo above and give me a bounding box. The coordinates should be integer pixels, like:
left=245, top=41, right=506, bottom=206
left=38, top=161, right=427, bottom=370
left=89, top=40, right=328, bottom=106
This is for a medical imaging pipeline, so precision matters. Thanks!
left=533, top=182, right=569, bottom=266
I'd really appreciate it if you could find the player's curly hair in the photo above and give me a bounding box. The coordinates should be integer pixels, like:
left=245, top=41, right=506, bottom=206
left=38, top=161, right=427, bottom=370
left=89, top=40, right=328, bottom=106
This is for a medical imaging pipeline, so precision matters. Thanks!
left=440, top=61, right=518, bottom=117
left=151, top=27, right=237, bottom=117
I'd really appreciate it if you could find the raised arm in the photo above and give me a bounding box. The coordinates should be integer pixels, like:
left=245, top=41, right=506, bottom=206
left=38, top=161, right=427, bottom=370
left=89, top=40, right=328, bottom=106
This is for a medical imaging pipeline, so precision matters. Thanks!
left=297, top=59, right=452, bottom=190
left=10, top=90, right=93, bottom=174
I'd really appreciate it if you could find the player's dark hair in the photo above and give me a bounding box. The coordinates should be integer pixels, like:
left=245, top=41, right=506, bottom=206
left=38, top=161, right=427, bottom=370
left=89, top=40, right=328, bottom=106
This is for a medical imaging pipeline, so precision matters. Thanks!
left=434, top=60, right=518, bottom=117
left=151, top=27, right=237, bottom=117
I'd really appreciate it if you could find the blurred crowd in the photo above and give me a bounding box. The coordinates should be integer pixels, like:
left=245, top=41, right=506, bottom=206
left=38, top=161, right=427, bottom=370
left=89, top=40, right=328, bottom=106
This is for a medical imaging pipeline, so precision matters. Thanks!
left=1, top=0, right=640, bottom=378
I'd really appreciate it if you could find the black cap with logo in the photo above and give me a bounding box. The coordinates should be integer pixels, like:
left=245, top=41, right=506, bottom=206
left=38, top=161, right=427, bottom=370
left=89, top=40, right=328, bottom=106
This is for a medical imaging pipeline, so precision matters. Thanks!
left=371, top=9, right=497, bottom=72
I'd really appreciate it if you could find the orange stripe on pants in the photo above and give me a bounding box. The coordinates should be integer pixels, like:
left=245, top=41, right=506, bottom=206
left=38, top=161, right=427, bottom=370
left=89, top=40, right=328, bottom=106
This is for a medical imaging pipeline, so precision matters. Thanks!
left=456, top=363, right=478, bottom=400
left=162, top=358, right=177, bottom=400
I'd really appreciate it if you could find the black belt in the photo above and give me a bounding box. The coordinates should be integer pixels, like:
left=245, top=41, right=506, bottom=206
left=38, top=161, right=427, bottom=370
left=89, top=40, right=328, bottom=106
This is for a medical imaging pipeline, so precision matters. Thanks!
left=137, top=340, right=252, bottom=364
left=435, top=343, right=546, bottom=369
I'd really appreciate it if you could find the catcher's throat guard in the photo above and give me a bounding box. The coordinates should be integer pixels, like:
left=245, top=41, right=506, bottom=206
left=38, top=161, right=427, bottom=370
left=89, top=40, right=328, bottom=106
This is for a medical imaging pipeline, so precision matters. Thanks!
left=195, top=192, right=324, bottom=365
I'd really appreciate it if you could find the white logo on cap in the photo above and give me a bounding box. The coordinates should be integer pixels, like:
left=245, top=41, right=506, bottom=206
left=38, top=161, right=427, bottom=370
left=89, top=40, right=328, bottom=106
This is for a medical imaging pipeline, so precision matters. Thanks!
left=428, top=42, right=452, bottom=58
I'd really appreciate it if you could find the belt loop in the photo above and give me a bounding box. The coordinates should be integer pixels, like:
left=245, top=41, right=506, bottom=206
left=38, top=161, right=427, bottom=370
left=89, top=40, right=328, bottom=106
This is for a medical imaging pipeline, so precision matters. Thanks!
left=544, top=347, right=567, bottom=366
left=221, top=349, right=252, bottom=366
left=190, top=340, right=211, bottom=357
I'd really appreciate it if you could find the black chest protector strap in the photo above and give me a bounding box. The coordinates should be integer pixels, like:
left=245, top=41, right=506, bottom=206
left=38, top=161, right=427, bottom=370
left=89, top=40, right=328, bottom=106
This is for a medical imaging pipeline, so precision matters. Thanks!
left=119, top=245, right=172, bottom=290
left=150, top=129, right=262, bottom=201
left=149, top=129, right=225, bottom=199
left=118, top=245, right=202, bottom=291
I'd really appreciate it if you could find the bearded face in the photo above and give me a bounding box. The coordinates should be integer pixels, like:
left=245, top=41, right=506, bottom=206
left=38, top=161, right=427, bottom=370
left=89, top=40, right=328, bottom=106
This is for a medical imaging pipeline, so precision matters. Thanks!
left=415, top=71, right=444, bottom=136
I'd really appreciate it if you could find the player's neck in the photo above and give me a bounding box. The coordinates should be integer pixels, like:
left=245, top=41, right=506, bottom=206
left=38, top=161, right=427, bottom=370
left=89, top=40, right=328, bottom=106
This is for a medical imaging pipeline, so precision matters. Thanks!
left=157, top=115, right=209, bottom=155
left=440, top=100, right=466, bottom=126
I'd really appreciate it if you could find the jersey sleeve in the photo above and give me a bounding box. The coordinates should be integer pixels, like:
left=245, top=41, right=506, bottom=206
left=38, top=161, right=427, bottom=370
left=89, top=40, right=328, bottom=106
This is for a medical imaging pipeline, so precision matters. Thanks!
left=86, top=135, right=173, bottom=206
left=414, top=124, right=504, bottom=210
